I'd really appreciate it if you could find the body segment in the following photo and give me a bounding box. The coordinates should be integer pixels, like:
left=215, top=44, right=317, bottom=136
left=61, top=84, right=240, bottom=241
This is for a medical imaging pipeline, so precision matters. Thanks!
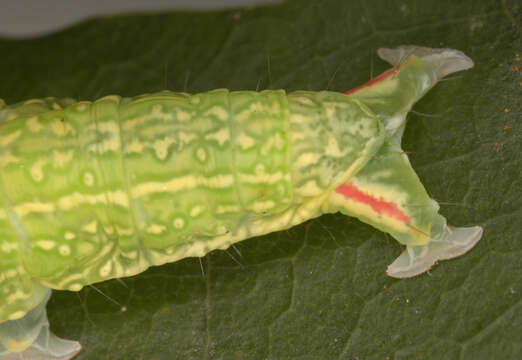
left=0, top=46, right=482, bottom=359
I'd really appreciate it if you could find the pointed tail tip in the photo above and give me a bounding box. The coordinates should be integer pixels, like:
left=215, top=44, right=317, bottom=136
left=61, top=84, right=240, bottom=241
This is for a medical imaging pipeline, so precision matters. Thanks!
left=377, top=45, right=474, bottom=79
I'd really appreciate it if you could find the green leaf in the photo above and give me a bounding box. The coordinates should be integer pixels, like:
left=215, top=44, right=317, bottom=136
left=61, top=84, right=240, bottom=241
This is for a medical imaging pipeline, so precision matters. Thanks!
left=0, top=0, right=520, bottom=359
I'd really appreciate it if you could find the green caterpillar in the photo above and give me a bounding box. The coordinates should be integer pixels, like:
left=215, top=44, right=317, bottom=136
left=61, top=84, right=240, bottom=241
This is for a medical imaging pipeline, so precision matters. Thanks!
left=0, top=46, right=483, bottom=359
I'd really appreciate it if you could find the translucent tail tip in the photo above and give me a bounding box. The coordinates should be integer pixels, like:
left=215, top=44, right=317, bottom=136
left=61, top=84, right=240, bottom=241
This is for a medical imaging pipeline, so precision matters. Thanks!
left=377, top=45, right=474, bottom=79
left=387, top=225, right=483, bottom=278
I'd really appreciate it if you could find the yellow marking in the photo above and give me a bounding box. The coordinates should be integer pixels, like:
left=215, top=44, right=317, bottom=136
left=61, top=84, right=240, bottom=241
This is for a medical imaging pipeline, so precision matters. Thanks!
left=295, top=152, right=321, bottom=168
left=291, top=131, right=306, bottom=141
left=261, top=133, right=285, bottom=155
left=190, top=206, right=204, bottom=217
left=59, top=244, right=71, bottom=256
left=153, top=136, right=175, bottom=160
left=7, top=289, right=30, bottom=303
left=0, top=152, right=19, bottom=166
left=216, top=225, right=228, bottom=234
left=251, top=200, right=275, bottom=212
left=237, top=133, right=255, bottom=150
left=0, top=130, right=21, bottom=147
left=190, top=96, right=200, bottom=104
left=83, top=172, right=94, bottom=186
left=178, top=131, right=197, bottom=150
left=64, top=232, right=76, bottom=240
left=295, top=180, right=323, bottom=197
left=99, top=260, right=113, bottom=277
left=52, top=102, right=62, bottom=110
left=173, top=218, right=185, bottom=229
left=127, top=139, right=145, bottom=153
left=116, top=226, right=134, bottom=236
left=90, top=137, right=120, bottom=154
left=104, top=226, right=115, bottom=235
left=7, top=311, right=27, bottom=321
left=147, top=224, right=166, bottom=234
left=69, top=283, right=83, bottom=291
left=325, top=138, right=345, bottom=157
left=15, top=201, right=55, bottom=217
left=58, top=190, right=129, bottom=210
left=53, top=149, right=74, bottom=168
left=238, top=171, right=283, bottom=185
left=27, top=116, right=44, bottom=132
left=216, top=204, right=240, bottom=214
left=35, top=240, right=56, bottom=250
left=51, top=118, right=74, bottom=136
left=290, top=114, right=308, bottom=124
left=205, top=106, right=228, bottom=121
left=176, top=110, right=191, bottom=121
left=152, top=104, right=174, bottom=120
left=1, top=242, right=17, bottom=253
left=196, top=147, right=207, bottom=161
left=82, top=221, right=98, bottom=234
left=30, top=159, right=47, bottom=182
left=205, top=127, right=230, bottom=146
left=131, top=174, right=234, bottom=197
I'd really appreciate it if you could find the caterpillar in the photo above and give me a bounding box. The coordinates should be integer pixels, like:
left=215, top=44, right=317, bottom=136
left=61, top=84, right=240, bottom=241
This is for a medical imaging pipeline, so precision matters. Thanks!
left=0, top=46, right=483, bottom=360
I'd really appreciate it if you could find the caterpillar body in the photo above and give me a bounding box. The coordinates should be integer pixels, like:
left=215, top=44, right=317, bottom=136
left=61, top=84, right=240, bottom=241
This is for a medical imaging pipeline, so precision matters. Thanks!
left=0, top=46, right=483, bottom=359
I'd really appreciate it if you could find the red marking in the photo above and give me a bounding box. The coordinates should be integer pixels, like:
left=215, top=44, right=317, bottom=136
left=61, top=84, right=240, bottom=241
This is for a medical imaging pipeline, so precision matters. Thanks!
left=344, top=68, right=398, bottom=95
left=335, top=181, right=411, bottom=223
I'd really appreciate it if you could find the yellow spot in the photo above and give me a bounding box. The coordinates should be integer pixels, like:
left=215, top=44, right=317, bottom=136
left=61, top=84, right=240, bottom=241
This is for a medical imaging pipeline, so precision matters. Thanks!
left=116, top=226, right=134, bottom=236
left=147, top=224, right=167, bottom=234
left=127, top=139, right=145, bottom=153
left=178, top=131, right=197, bottom=149
left=196, top=147, right=207, bottom=161
left=0, top=152, right=19, bottom=166
left=69, top=283, right=83, bottom=291
left=59, top=244, right=71, bottom=256
left=205, top=127, right=230, bottom=146
left=296, top=180, right=323, bottom=197
left=238, top=171, right=283, bottom=185
left=7, top=311, right=26, bottom=321
left=99, top=260, right=113, bottom=277
left=35, top=240, right=56, bottom=250
left=104, top=226, right=115, bottom=235
left=504, top=108, right=509, bottom=113
left=325, top=138, right=345, bottom=157
left=1, top=242, right=17, bottom=253
left=15, top=201, right=55, bottom=217
left=53, top=149, right=74, bottom=168
left=190, top=96, right=200, bottom=104
left=151, top=104, right=174, bottom=120
left=82, top=220, right=98, bottom=234
left=0, top=130, right=21, bottom=147
left=205, top=106, right=228, bottom=121
left=30, top=159, right=47, bottom=182
left=251, top=200, right=275, bottom=212
left=51, top=118, right=74, bottom=136
left=58, top=190, right=129, bottom=210
left=295, top=152, right=320, bottom=168
left=52, top=102, right=62, bottom=110
left=83, top=172, right=94, bottom=186
left=237, top=133, right=255, bottom=150
left=176, top=110, right=191, bottom=121
left=153, top=136, right=175, bottom=160
left=173, top=218, right=185, bottom=229
left=190, top=206, right=204, bottom=217
left=64, top=232, right=76, bottom=240
left=27, top=116, right=44, bottom=132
